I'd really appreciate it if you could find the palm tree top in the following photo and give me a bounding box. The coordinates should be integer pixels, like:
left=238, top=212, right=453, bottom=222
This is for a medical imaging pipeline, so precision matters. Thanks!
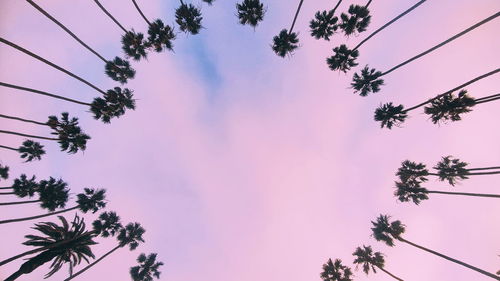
left=339, top=4, right=371, bottom=36
left=90, top=87, right=136, bottom=123
left=76, top=188, right=107, bottom=213
left=371, top=215, right=406, bottom=246
left=351, top=66, right=384, bottom=96
left=118, top=222, right=146, bottom=250
left=320, top=258, right=354, bottom=281
left=272, top=29, right=299, bottom=57
left=175, top=2, right=203, bottom=35
left=12, top=174, right=39, bottom=198
left=48, top=112, right=91, bottom=154
left=433, top=156, right=469, bottom=186
left=147, top=19, right=176, bottom=53
left=374, top=102, right=408, bottom=129
left=0, top=164, right=9, bottom=181
left=310, top=10, right=339, bottom=41
left=38, top=177, right=70, bottom=211
left=397, top=160, right=429, bottom=183
left=92, top=211, right=123, bottom=238
left=352, top=245, right=385, bottom=275
left=327, top=44, right=359, bottom=72
left=424, top=89, right=475, bottom=124
left=19, top=139, right=46, bottom=162
left=394, top=180, right=429, bottom=205
left=236, top=0, right=266, bottom=27
left=130, top=253, right=164, bottom=281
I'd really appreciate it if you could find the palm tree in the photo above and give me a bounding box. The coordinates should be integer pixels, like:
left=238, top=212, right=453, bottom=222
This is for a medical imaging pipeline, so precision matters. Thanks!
left=26, top=0, right=135, bottom=84
left=351, top=11, right=500, bottom=96
left=0, top=188, right=106, bottom=224
left=0, top=140, right=46, bottom=162
left=176, top=0, right=203, bottom=35
left=309, top=0, right=342, bottom=41
left=371, top=215, right=500, bottom=279
left=130, top=253, right=164, bottom=281
left=1, top=177, right=69, bottom=209
left=0, top=164, right=8, bottom=181
left=338, top=1, right=372, bottom=37
left=236, top=0, right=266, bottom=28
left=4, top=215, right=97, bottom=281
left=434, top=156, right=500, bottom=186
left=320, top=258, right=353, bottom=281
left=352, top=245, right=403, bottom=281
left=65, top=222, right=146, bottom=280
left=374, top=68, right=500, bottom=128
left=272, top=0, right=304, bottom=57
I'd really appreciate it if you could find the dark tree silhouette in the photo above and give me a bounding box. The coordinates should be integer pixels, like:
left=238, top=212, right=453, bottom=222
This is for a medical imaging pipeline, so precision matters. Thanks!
left=338, top=2, right=371, bottom=37
left=320, top=258, right=353, bottom=281
left=0, top=82, right=92, bottom=106
left=371, top=215, right=500, bottom=279
left=0, top=164, right=8, bottom=181
left=130, top=253, right=164, bottom=281
left=272, top=0, right=304, bottom=57
left=236, top=0, right=266, bottom=28
left=352, top=245, right=403, bottom=281
left=90, top=87, right=136, bottom=123
left=434, top=156, right=500, bottom=186
left=176, top=0, right=203, bottom=35
left=310, top=5, right=340, bottom=41
left=1, top=177, right=69, bottom=209
left=0, top=140, right=46, bottom=162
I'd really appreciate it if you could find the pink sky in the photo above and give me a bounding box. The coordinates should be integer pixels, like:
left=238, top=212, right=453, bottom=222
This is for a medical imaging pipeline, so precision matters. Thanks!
left=1, top=0, right=499, bottom=280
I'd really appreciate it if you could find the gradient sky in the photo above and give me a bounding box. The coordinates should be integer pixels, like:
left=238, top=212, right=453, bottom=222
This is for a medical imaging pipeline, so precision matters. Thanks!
left=1, top=0, right=499, bottom=280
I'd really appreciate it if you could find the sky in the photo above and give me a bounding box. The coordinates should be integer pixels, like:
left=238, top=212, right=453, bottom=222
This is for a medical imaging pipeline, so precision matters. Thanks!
left=0, top=0, right=499, bottom=280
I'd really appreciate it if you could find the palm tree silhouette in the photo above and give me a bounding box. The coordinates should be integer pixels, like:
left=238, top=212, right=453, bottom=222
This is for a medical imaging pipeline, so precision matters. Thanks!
left=26, top=0, right=135, bottom=84
left=320, top=258, right=353, bottom=281
left=176, top=0, right=203, bottom=35
left=65, top=222, right=146, bottom=280
left=351, top=11, right=500, bottom=96
left=338, top=1, right=372, bottom=37
left=374, top=68, right=500, bottom=128
left=236, top=0, right=266, bottom=28
left=433, top=156, right=500, bottom=185
left=0, top=140, right=46, bottom=162
left=4, top=215, right=97, bottom=281
left=0, top=188, right=107, bottom=224
left=272, top=0, right=304, bottom=57
left=352, top=245, right=403, bottom=280
left=1, top=177, right=69, bottom=210
left=371, top=215, right=500, bottom=279
left=309, top=0, right=342, bottom=41
left=130, top=253, right=164, bottom=281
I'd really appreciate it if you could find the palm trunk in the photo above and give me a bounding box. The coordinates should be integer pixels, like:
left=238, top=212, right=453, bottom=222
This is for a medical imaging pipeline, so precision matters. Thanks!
left=427, top=190, right=500, bottom=198
left=0, top=114, right=47, bottom=126
left=93, top=0, right=129, bottom=34
left=0, top=200, right=40, bottom=206
left=4, top=250, right=59, bottom=281
left=398, top=237, right=500, bottom=280
left=0, top=130, right=58, bottom=141
left=353, top=0, right=427, bottom=51
left=131, top=0, right=152, bottom=26
left=4, top=270, right=23, bottom=281
left=0, top=37, right=106, bottom=95
left=380, top=11, right=500, bottom=77
left=465, top=171, right=500, bottom=176
left=0, top=205, right=78, bottom=224
left=365, top=0, right=372, bottom=8
left=0, top=82, right=91, bottom=106
left=64, top=244, right=122, bottom=281
left=375, top=265, right=404, bottom=281
left=0, top=192, right=15, bottom=195
left=0, top=144, right=19, bottom=152
left=404, top=68, right=500, bottom=112
left=467, top=166, right=500, bottom=171
left=69, top=262, right=73, bottom=277
left=0, top=187, right=13, bottom=189
left=474, top=93, right=500, bottom=104
left=289, top=0, right=305, bottom=34
left=332, top=0, right=343, bottom=14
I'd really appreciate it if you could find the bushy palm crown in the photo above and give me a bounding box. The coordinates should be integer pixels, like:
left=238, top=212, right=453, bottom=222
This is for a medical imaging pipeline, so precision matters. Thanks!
left=92, top=211, right=123, bottom=238
left=147, top=19, right=176, bottom=52
left=327, top=44, right=359, bottom=72
left=90, top=87, right=136, bottom=123
left=272, top=29, right=299, bottom=57
left=176, top=2, right=203, bottom=35
left=38, top=177, right=70, bottom=211
left=122, top=31, right=149, bottom=61
left=321, top=258, right=353, bottom=281
left=23, top=215, right=97, bottom=278
left=351, top=66, right=383, bottom=96
left=0, top=164, right=8, bottom=180
left=396, top=160, right=429, bottom=183
left=339, top=5, right=371, bottom=36
left=310, top=10, right=338, bottom=41
left=424, top=90, right=475, bottom=124
left=48, top=112, right=90, bottom=154
left=118, top=222, right=146, bottom=250
left=394, top=179, right=429, bottom=205
left=374, top=103, right=407, bottom=129
left=433, top=156, right=469, bottom=186
left=19, top=140, right=45, bottom=162
left=76, top=188, right=107, bottom=213
left=236, top=0, right=266, bottom=27
left=130, top=253, right=164, bottom=281
left=352, top=245, right=385, bottom=275
left=105, top=56, right=136, bottom=84
left=12, top=174, right=39, bottom=197
left=371, top=215, right=406, bottom=247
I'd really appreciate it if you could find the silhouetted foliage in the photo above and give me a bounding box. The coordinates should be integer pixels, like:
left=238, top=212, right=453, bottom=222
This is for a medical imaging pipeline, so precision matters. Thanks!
left=130, top=253, right=163, bottom=281
left=320, top=258, right=353, bottom=281
left=118, top=222, right=146, bottom=250
left=77, top=188, right=107, bottom=213
left=47, top=112, right=90, bottom=154
left=38, top=177, right=70, bottom=211
left=339, top=4, right=371, bottom=36
left=433, top=156, right=469, bottom=186
left=105, top=56, right=136, bottom=84
left=353, top=245, right=384, bottom=275
left=90, top=87, right=136, bottom=123
left=396, top=160, right=429, bottom=183
left=327, top=44, right=358, bottom=72
left=424, top=89, right=475, bottom=124
left=122, top=31, right=149, bottom=61
left=12, top=174, right=39, bottom=198
left=18, top=140, right=45, bottom=162
left=371, top=215, right=405, bottom=247
left=0, top=164, right=8, bottom=181
left=92, top=211, right=123, bottom=238
left=176, top=1, right=203, bottom=35
left=236, top=0, right=266, bottom=27
left=351, top=66, right=383, bottom=96
left=374, top=103, right=407, bottom=129
left=272, top=29, right=299, bottom=57
left=394, top=180, right=429, bottom=205
left=310, top=10, right=338, bottom=40
left=147, top=19, right=176, bottom=52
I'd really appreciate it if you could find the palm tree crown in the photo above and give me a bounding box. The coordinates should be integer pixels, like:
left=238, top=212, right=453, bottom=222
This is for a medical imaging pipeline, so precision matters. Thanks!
left=433, top=156, right=469, bottom=186
left=105, top=57, right=136, bottom=84
left=320, top=258, right=353, bottom=281
left=310, top=10, right=339, bottom=41
left=48, top=112, right=90, bottom=153
left=147, top=19, right=176, bottom=52
left=12, top=174, right=39, bottom=198
left=424, top=89, right=475, bottom=124
left=371, top=215, right=405, bottom=247
left=130, top=253, right=164, bottom=281
left=272, top=29, right=299, bottom=57
left=18, top=140, right=46, bottom=162
left=38, top=177, right=70, bottom=211
left=77, top=188, right=107, bottom=213
left=92, top=211, right=123, bottom=238
left=236, top=0, right=266, bottom=27
left=339, top=4, right=371, bottom=36
left=118, top=222, right=146, bottom=250
left=396, top=160, right=429, bottom=183
left=373, top=103, right=407, bottom=129
left=122, top=30, right=149, bottom=61
left=327, top=44, right=359, bottom=72
left=176, top=1, right=203, bottom=35
left=90, top=87, right=136, bottom=123
left=352, top=245, right=385, bottom=274
left=351, top=66, right=383, bottom=96
left=394, top=179, right=429, bottom=205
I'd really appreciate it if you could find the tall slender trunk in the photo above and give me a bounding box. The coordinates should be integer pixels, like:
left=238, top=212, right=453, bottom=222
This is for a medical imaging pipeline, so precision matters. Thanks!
left=0, top=192, right=15, bottom=195
left=4, top=270, right=23, bottom=281
left=467, top=166, right=500, bottom=171
left=0, top=205, right=78, bottom=224
left=93, top=0, right=129, bottom=34
left=0, top=200, right=40, bottom=206
left=0, top=187, right=13, bottom=190
left=353, top=0, right=427, bottom=51
left=0, top=145, right=19, bottom=152
left=365, top=0, right=372, bottom=8
left=131, top=0, right=152, bottom=26
left=0, top=114, right=47, bottom=126
left=64, top=244, right=122, bottom=281
left=380, top=11, right=500, bottom=77
left=465, top=171, right=500, bottom=176
left=0, top=37, right=106, bottom=95
left=4, top=250, right=59, bottom=281
left=398, top=237, right=500, bottom=280
left=0, top=130, right=58, bottom=141
left=427, top=190, right=500, bottom=198
left=332, top=0, right=343, bottom=14
left=289, top=0, right=305, bottom=34
left=404, top=68, right=500, bottom=112
left=376, top=265, right=404, bottom=281
left=0, top=82, right=91, bottom=106
left=69, top=262, right=73, bottom=277
left=474, top=93, right=500, bottom=104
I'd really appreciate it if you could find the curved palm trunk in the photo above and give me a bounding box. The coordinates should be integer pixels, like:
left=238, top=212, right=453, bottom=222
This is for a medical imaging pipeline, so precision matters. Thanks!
left=289, top=0, right=305, bottom=34
left=0, top=130, right=58, bottom=141
left=0, top=200, right=40, bottom=206
left=4, top=250, right=59, bottom=281
left=0, top=144, right=19, bottom=152
left=0, top=114, right=47, bottom=126
left=427, top=190, right=500, bottom=198
left=404, top=68, right=500, bottom=112
left=375, top=265, right=404, bottom=281
left=353, top=0, right=427, bottom=51
left=131, top=0, right=152, bottom=26
left=93, top=0, right=129, bottom=34
left=0, top=82, right=91, bottom=106
left=397, top=237, right=500, bottom=280
left=380, top=11, right=500, bottom=77
left=64, top=244, right=122, bottom=281
left=0, top=37, right=106, bottom=95
left=0, top=187, right=13, bottom=190
left=474, top=93, right=500, bottom=104
left=0, top=192, right=15, bottom=195
left=0, top=205, right=78, bottom=224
